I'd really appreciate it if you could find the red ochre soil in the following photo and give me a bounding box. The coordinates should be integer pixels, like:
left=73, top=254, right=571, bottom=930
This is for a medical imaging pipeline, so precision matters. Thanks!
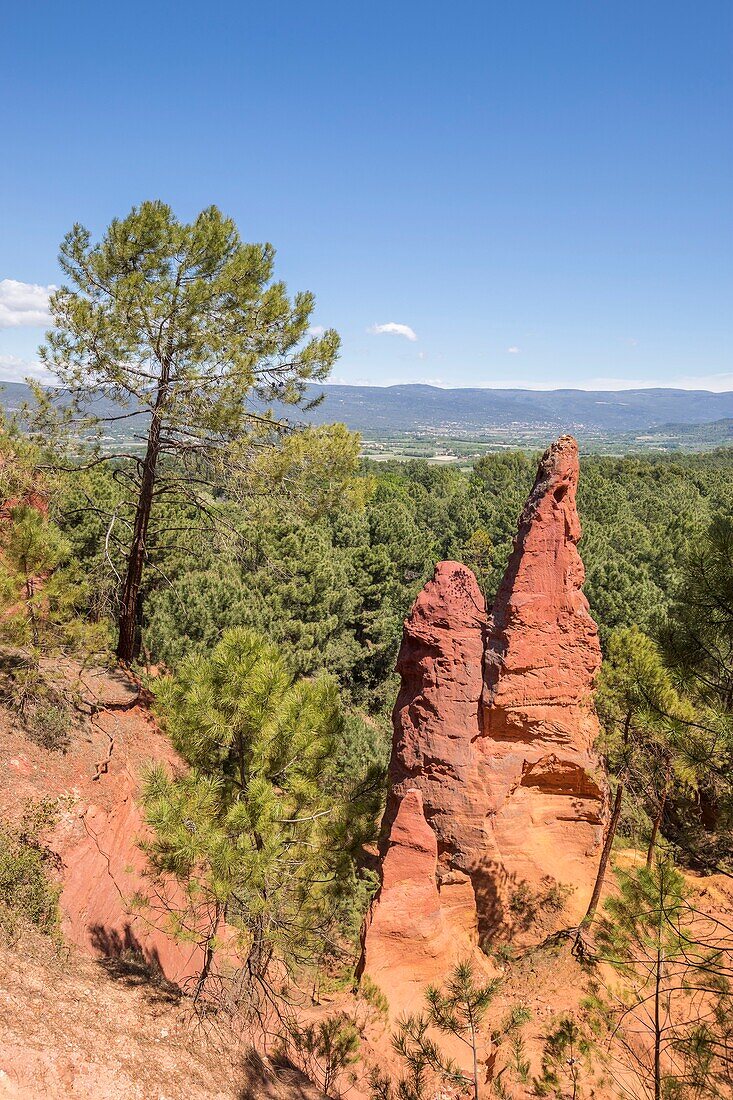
left=0, top=661, right=202, bottom=986
left=0, top=663, right=329, bottom=1099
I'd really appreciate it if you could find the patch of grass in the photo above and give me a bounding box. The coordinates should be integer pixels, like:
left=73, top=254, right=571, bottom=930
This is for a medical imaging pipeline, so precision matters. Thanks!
left=0, top=802, right=61, bottom=942
left=0, top=653, right=73, bottom=751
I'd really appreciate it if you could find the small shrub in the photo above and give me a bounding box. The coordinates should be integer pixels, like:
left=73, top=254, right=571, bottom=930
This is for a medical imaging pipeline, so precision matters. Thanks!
left=284, top=1012, right=361, bottom=1097
left=27, top=701, right=72, bottom=751
left=509, top=881, right=534, bottom=915
left=492, top=1005, right=533, bottom=1096
left=542, top=881, right=572, bottom=913
left=487, top=942, right=516, bottom=966
left=508, top=877, right=574, bottom=930
left=358, top=974, right=389, bottom=1022
left=533, top=1015, right=594, bottom=1099
left=503, top=1005, right=532, bottom=1032
left=0, top=655, right=73, bottom=752
left=0, top=808, right=61, bottom=941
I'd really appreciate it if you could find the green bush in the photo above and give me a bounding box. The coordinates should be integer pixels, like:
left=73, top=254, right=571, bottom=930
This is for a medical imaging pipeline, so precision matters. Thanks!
left=0, top=655, right=73, bottom=752
left=0, top=813, right=60, bottom=940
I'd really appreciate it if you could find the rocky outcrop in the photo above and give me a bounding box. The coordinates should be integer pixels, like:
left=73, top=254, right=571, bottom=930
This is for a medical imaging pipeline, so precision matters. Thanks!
left=358, top=788, right=479, bottom=1012
left=381, top=560, right=488, bottom=919
left=361, top=436, right=606, bottom=1003
left=480, top=434, right=606, bottom=928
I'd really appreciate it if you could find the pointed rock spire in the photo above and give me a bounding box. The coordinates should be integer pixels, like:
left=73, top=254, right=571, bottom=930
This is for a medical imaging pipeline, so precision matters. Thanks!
left=360, top=437, right=607, bottom=1013
left=479, top=435, right=607, bottom=930
left=484, top=433, right=602, bottom=734
left=382, top=559, right=488, bottom=876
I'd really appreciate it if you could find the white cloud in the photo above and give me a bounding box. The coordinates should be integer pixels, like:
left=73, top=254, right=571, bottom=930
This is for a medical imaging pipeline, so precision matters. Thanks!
left=0, top=279, right=55, bottom=329
left=308, top=325, right=326, bottom=337
left=368, top=321, right=418, bottom=342
left=507, top=346, right=520, bottom=354
left=0, top=354, right=55, bottom=384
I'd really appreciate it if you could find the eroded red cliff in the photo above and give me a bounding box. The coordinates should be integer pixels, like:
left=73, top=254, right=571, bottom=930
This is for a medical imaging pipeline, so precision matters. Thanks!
left=480, top=434, right=606, bottom=925
left=358, top=787, right=479, bottom=1012
left=361, top=436, right=607, bottom=1006
left=0, top=663, right=205, bottom=986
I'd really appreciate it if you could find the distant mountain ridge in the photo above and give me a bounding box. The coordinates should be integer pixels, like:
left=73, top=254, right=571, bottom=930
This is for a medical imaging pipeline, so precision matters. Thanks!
left=3, top=379, right=733, bottom=436
left=296, top=384, right=733, bottom=433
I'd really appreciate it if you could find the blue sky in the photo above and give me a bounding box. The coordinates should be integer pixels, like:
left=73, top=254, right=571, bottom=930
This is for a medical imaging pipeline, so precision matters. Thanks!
left=1, top=1, right=730, bottom=390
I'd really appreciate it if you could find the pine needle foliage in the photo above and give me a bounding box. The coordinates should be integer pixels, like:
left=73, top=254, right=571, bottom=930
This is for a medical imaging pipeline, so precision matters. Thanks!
left=0, top=501, right=107, bottom=658
left=373, top=960, right=499, bottom=1100
left=37, top=200, right=340, bottom=663
left=657, top=514, right=733, bottom=865
left=579, top=627, right=708, bottom=938
left=595, top=860, right=733, bottom=1100
left=141, top=627, right=373, bottom=1006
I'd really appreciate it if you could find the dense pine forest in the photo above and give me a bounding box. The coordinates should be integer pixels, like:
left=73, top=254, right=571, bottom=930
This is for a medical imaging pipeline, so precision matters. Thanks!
left=52, top=445, right=733, bottom=702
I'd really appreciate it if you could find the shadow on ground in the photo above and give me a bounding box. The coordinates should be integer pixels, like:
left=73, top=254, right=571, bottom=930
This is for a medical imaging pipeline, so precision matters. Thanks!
left=90, top=922, right=181, bottom=1002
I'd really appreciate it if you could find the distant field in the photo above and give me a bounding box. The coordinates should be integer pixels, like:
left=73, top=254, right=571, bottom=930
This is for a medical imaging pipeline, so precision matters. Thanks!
left=359, top=421, right=733, bottom=461
left=3, top=380, right=733, bottom=457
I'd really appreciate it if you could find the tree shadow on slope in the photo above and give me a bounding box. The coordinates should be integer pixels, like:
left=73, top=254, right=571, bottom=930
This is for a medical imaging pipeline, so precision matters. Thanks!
left=90, top=922, right=181, bottom=1003
left=238, top=1048, right=327, bottom=1100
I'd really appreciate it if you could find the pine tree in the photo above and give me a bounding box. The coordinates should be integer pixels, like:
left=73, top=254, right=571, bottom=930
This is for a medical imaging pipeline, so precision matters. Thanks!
left=461, top=527, right=494, bottom=594
left=141, top=627, right=372, bottom=1008
left=578, top=627, right=698, bottom=944
left=374, top=960, right=499, bottom=1100
left=595, top=859, right=733, bottom=1100
left=657, top=514, right=733, bottom=863
left=0, top=503, right=101, bottom=655
left=38, top=200, right=340, bottom=663
left=425, top=960, right=500, bottom=1100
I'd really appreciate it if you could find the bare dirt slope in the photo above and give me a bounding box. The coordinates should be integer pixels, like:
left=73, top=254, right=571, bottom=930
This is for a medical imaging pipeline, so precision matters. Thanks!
left=0, top=931, right=242, bottom=1099
left=0, top=663, right=325, bottom=1099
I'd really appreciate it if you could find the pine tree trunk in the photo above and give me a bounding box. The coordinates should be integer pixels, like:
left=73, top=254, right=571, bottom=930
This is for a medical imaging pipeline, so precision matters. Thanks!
left=471, top=1024, right=479, bottom=1100
left=646, top=788, right=667, bottom=869
left=654, top=944, right=663, bottom=1100
left=193, top=901, right=222, bottom=1004
left=25, top=575, right=38, bottom=646
left=576, top=712, right=632, bottom=949
left=116, top=377, right=167, bottom=664
left=579, top=780, right=625, bottom=931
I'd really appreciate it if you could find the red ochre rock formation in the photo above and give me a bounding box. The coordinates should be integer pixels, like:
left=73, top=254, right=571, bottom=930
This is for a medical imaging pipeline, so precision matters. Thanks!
left=481, top=433, right=606, bottom=924
left=361, top=436, right=607, bottom=1007
left=358, top=788, right=480, bottom=1013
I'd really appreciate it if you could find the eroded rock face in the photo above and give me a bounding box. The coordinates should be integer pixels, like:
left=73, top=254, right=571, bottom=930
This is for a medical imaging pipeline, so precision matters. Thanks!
left=361, top=436, right=606, bottom=1003
left=53, top=696, right=207, bottom=986
left=0, top=664, right=205, bottom=987
left=382, top=560, right=488, bottom=888
left=480, top=434, right=606, bottom=928
left=359, top=788, right=480, bottom=1013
